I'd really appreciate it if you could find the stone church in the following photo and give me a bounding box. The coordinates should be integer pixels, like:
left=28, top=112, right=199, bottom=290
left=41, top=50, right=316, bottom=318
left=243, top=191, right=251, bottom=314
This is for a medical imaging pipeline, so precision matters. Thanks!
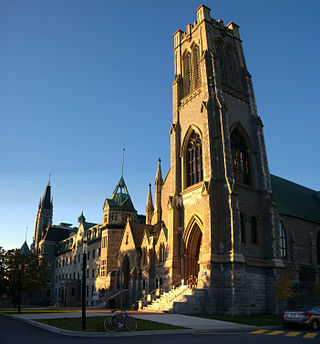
left=31, top=5, right=320, bottom=314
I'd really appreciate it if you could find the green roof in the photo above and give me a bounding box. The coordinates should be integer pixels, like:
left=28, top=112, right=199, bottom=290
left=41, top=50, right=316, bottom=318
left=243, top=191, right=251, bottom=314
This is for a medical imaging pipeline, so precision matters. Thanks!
left=105, top=176, right=136, bottom=212
left=271, top=174, right=320, bottom=224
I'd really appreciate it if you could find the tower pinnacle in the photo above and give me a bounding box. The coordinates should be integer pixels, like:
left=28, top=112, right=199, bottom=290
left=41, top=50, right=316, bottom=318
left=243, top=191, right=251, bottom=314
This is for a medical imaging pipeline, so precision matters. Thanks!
left=146, top=183, right=154, bottom=225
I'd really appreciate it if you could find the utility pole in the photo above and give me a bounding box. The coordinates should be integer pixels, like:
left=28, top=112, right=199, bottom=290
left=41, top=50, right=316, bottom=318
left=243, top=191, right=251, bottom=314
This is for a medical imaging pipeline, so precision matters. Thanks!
left=82, top=240, right=87, bottom=330
left=17, top=264, right=21, bottom=314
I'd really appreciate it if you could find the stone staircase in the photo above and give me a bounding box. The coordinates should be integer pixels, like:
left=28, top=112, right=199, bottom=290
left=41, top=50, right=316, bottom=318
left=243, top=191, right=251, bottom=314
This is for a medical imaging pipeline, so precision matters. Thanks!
left=138, top=285, right=206, bottom=313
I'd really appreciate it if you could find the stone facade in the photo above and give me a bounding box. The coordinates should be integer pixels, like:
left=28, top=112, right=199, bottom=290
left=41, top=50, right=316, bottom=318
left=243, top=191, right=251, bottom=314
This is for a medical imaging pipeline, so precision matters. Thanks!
left=31, top=5, right=320, bottom=313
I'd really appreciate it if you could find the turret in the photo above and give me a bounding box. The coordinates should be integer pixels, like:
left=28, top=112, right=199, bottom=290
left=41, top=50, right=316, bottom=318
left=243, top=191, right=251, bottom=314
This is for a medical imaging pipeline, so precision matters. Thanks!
left=146, top=183, right=154, bottom=225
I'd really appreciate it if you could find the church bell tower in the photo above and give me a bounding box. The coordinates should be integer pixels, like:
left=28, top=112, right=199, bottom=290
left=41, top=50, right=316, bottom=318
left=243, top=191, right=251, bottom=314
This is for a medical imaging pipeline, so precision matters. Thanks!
left=161, top=5, right=282, bottom=314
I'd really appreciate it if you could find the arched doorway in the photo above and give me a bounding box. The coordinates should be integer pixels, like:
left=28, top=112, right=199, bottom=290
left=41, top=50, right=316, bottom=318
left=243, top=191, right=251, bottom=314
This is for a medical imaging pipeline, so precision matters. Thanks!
left=184, top=222, right=202, bottom=281
left=121, top=254, right=130, bottom=289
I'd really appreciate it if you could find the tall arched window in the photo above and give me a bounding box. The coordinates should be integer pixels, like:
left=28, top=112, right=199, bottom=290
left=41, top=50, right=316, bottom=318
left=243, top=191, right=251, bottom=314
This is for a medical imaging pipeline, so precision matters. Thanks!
left=215, top=42, right=226, bottom=83
left=317, top=232, right=320, bottom=265
left=186, top=131, right=203, bottom=187
left=182, top=45, right=201, bottom=98
left=230, top=128, right=252, bottom=185
left=279, top=222, right=287, bottom=259
left=225, top=48, right=237, bottom=89
left=251, top=216, right=258, bottom=245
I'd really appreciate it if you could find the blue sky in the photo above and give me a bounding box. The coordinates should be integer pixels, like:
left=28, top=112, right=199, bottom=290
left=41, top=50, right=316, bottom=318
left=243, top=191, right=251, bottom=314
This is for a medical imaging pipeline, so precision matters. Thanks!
left=1, top=0, right=319, bottom=250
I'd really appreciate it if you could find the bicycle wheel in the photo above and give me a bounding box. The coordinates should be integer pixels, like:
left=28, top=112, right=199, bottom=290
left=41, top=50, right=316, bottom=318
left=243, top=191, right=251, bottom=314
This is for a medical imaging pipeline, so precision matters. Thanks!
left=125, top=316, right=137, bottom=331
left=104, top=316, right=117, bottom=332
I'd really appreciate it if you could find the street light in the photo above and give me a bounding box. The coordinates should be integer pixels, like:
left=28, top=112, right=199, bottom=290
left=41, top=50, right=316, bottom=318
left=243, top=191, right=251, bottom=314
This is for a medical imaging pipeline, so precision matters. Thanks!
left=17, top=263, right=22, bottom=314
left=82, top=238, right=87, bottom=330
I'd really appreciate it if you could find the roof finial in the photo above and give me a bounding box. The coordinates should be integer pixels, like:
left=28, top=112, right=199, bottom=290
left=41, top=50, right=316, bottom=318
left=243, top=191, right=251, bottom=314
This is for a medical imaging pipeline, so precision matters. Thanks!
left=121, top=148, right=125, bottom=178
left=25, top=226, right=28, bottom=243
left=48, top=173, right=51, bottom=185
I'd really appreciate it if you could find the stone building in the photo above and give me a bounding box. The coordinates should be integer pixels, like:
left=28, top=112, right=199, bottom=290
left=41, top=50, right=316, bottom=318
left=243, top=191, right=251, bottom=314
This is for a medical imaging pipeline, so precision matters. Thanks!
left=31, top=5, right=320, bottom=313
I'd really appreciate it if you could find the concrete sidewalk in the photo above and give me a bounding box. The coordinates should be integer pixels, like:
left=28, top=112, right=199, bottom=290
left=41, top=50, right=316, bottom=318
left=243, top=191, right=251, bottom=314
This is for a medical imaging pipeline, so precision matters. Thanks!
left=5, top=310, right=257, bottom=335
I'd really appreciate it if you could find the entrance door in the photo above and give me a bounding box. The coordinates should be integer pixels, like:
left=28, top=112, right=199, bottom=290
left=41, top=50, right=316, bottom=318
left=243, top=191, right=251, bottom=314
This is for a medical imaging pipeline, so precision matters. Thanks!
left=184, top=223, right=202, bottom=281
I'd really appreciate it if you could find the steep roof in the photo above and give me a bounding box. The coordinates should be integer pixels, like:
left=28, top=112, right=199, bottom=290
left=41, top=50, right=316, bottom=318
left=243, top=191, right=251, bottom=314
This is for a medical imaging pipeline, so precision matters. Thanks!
left=129, top=222, right=154, bottom=247
left=41, top=183, right=52, bottom=209
left=43, top=226, right=71, bottom=242
left=20, top=241, right=30, bottom=256
left=271, top=174, right=320, bottom=224
left=105, top=176, right=136, bottom=212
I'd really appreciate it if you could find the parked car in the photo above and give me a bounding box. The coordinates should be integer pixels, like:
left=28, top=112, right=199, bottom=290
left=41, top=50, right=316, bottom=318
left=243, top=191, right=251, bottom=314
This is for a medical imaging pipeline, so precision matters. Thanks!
left=284, top=306, right=320, bottom=330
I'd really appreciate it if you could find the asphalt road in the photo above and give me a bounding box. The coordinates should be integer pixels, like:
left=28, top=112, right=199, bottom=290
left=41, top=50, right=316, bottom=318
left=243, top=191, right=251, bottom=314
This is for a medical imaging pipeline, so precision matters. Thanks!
left=0, top=314, right=318, bottom=344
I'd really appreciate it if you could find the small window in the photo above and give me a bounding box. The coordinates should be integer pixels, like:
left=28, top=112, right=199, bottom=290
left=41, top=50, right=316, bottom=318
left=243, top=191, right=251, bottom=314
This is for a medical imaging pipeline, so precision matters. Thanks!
left=279, top=222, right=287, bottom=259
left=251, top=216, right=258, bottom=245
left=93, top=250, right=95, bottom=259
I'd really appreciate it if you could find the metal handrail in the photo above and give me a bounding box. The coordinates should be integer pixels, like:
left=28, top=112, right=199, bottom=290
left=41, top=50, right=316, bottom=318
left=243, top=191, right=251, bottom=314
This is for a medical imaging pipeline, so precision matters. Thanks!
left=167, top=277, right=205, bottom=303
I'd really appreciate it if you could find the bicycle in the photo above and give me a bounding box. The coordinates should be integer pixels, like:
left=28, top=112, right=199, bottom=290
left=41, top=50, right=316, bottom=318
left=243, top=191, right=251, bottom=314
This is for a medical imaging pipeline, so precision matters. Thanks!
left=104, top=309, right=137, bottom=332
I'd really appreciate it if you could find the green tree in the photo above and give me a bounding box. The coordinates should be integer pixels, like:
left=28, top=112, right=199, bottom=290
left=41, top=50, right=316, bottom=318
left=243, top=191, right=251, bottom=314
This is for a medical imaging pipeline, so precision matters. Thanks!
left=275, top=272, right=298, bottom=316
left=3, top=249, right=47, bottom=305
left=0, top=247, right=9, bottom=296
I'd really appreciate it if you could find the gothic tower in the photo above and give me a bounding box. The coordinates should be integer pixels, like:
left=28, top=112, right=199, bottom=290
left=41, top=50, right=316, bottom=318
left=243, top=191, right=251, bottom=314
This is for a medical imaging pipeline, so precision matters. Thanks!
left=32, top=181, right=53, bottom=252
left=158, top=5, right=283, bottom=314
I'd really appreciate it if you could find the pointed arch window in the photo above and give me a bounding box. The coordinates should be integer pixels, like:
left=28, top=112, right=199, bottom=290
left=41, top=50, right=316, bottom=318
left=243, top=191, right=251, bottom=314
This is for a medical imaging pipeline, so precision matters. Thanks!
left=186, top=131, right=203, bottom=187
left=215, top=42, right=227, bottom=83
left=182, top=45, right=201, bottom=98
left=279, top=222, right=287, bottom=259
left=225, top=48, right=237, bottom=89
left=230, top=128, right=252, bottom=185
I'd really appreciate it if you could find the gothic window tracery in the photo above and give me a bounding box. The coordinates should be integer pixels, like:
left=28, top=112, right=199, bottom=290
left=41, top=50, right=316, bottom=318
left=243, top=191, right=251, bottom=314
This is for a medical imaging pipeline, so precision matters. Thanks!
left=186, top=131, right=203, bottom=187
left=215, top=42, right=240, bottom=91
left=279, top=222, right=287, bottom=259
left=230, top=128, right=252, bottom=185
left=182, top=45, right=201, bottom=97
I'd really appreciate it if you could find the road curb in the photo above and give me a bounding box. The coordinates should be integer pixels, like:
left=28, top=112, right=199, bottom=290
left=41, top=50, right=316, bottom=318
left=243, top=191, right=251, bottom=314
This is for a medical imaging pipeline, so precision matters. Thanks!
left=1, top=313, right=195, bottom=337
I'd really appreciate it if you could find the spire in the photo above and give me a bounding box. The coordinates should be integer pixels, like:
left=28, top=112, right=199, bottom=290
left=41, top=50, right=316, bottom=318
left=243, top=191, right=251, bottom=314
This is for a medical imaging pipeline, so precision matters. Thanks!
left=20, top=241, right=30, bottom=256
left=146, top=183, right=154, bottom=225
left=121, top=148, right=125, bottom=178
left=41, top=184, right=52, bottom=209
left=154, top=159, right=163, bottom=224
left=155, top=158, right=163, bottom=185
left=78, top=211, right=86, bottom=223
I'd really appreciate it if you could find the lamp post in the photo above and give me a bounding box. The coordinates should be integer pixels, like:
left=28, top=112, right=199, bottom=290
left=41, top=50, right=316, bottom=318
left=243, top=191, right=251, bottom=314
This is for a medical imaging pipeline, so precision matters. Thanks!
left=17, top=263, right=22, bottom=314
left=82, top=238, right=87, bottom=330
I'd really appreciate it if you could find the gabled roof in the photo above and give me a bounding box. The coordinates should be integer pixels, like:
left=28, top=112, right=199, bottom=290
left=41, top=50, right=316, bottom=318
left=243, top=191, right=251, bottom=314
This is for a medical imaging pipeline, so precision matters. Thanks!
left=105, top=176, right=136, bottom=212
left=20, top=241, right=30, bottom=256
left=127, top=222, right=154, bottom=248
left=43, top=226, right=70, bottom=242
left=271, top=174, right=320, bottom=224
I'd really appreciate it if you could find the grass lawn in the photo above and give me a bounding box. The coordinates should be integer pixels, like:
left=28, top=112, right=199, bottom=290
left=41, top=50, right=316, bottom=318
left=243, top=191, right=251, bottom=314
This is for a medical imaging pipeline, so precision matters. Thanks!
left=188, top=314, right=283, bottom=327
left=0, top=309, right=75, bottom=314
left=36, top=316, right=186, bottom=332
